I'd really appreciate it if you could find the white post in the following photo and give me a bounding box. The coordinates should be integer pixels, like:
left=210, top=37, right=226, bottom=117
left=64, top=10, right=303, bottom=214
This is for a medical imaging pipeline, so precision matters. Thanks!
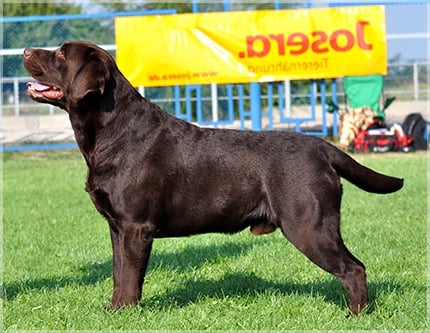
left=0, top=79, right=2, bottom=129
left=284, top=79, right=291, bottom=117
left=14, top=78, right=20, bottom=116
left=211, top=83, right=218, bottom=123
left=413, top=62, right=419, bottom=100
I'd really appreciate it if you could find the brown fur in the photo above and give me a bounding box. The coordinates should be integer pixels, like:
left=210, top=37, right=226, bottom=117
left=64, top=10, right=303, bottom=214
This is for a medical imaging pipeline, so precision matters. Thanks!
left=23, top=41, right=403, bottom=314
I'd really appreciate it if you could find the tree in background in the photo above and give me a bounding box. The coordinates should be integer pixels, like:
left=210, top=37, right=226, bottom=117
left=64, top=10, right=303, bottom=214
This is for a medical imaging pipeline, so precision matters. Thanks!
left=3, top=1, right=80, bottom=16
left=3, top=0, right=328, bottom=113
left=98, top=0, right=191, bottom=13
left=96, top=0, right=293, bottom=13
left=87, top=1, right=305, bottom=114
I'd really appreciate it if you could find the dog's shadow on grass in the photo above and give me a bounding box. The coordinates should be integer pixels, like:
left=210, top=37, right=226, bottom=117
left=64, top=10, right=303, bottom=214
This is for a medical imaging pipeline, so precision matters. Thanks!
left=3, top=239, right=405, bottom=314
left=2, top=260, right=112, bottom=301
left=140, top=273, right=404, bottom=314
left=3, top=239, right=253, bottom=301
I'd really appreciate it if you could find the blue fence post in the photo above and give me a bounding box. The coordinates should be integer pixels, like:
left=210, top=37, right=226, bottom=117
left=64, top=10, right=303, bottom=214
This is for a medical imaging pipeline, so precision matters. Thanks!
left=331, top=79, right=339, bottom=136
left=192, top=0, right=199, bottom=13
left=249, top=82, right=262, bottom=131
left=224, top=0, right=230, bottom=11
left=319, top=80, right=327, bottom=136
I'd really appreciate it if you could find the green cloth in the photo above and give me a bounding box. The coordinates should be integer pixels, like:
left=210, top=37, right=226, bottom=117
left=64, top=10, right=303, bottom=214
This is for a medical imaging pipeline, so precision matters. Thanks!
left=343, top=75, right=385, bottom=119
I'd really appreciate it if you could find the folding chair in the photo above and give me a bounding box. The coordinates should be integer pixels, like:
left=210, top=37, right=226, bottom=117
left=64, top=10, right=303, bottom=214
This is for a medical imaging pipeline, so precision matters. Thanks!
left=338, top=74, right=395, bottom=148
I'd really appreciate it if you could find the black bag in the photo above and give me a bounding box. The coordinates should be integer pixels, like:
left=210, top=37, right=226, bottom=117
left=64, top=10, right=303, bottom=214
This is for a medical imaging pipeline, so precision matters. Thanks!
left=402, top=113, right=428, bottom=150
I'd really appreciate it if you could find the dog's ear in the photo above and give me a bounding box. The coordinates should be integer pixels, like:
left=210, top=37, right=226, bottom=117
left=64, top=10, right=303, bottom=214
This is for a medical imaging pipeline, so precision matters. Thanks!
left=69, top=51, right=110, bottom=103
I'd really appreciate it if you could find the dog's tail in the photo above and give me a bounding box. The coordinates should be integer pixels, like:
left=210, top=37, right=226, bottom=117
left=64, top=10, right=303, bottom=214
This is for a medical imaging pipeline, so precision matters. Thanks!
left=328, top=149, right=404, bottom=194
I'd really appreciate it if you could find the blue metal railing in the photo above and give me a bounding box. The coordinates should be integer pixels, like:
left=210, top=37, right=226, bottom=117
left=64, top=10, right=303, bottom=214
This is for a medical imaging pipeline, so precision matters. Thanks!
left=2, top=2, right=340, bottom=152
left=0, top=9, right=177, bottom=23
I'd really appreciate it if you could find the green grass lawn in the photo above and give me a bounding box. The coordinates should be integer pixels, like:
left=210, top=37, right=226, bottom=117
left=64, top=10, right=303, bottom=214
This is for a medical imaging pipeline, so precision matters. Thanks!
left=2, top=149, right=428, bottom=330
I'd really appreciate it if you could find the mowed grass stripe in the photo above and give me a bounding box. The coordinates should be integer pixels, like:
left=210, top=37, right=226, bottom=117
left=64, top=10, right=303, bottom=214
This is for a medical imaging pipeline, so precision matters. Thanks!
left=3, top=150, right=427, bottom=330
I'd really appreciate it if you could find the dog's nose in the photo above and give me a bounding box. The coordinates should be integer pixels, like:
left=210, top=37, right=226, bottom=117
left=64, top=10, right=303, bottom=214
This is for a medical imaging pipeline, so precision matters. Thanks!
left=23, top=48, right=33, bottom=58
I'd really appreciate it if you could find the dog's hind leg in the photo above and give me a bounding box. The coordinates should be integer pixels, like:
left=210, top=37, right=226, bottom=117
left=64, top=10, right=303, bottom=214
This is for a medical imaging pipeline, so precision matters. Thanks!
left=280, top=210, right=368, bottom=315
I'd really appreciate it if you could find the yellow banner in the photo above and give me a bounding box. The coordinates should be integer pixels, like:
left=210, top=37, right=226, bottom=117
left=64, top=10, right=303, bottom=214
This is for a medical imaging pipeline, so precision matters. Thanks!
left=115, top=6, right=386, bottom=87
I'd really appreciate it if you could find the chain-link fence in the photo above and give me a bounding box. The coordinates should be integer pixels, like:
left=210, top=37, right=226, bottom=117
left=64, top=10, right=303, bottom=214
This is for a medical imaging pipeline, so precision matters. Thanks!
left=1, top=1, right=428, bottom=146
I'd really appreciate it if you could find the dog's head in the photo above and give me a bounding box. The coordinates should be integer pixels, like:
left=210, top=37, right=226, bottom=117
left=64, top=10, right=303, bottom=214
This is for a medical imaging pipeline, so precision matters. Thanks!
left=23, top=41, right=112, bottom=110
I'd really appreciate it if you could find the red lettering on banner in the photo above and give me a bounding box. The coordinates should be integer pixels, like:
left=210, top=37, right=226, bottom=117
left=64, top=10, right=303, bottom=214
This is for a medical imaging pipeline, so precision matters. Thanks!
left=330, top=29, right=354, bottom=51
left=287, top=32, right=309, bottom=55
left=356, top=21, right=372, bottom=50
left=238, top=20, right=373, bottom=58
left=269, top=34, right=285, bottom=55
left=311, top=31, right=329, bottom=53
left=246, top=35, right=271, bottom=57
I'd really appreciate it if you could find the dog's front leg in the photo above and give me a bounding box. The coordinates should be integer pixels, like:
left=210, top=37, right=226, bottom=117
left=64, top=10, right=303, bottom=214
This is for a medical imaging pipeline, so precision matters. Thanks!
left=108, top=221, right=154, bottom=309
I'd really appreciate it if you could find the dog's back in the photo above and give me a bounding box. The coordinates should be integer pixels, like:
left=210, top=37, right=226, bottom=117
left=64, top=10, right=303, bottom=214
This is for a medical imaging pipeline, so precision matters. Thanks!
left=23, top=41, right=403, bottom=315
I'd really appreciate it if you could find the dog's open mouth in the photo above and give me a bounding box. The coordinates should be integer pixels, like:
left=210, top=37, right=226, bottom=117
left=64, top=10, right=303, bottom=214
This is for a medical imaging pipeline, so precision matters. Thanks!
left=26, top=82, right=64, bottom=100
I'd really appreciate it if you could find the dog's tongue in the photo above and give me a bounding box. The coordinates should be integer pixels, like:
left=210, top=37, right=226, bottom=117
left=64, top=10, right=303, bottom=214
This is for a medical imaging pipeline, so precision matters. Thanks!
left=26, top=81, right=64, bottom=100
left=27, top=82, right=52, bottom=91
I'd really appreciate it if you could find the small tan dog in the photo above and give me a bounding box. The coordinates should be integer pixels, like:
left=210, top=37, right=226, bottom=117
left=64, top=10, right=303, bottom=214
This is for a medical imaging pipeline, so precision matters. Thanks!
left=339, top=107, right=377, bottom=147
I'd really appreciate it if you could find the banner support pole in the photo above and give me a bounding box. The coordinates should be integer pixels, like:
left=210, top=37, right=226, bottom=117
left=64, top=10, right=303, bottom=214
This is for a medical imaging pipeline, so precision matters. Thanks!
left=250, top=82, right=262, bottom=131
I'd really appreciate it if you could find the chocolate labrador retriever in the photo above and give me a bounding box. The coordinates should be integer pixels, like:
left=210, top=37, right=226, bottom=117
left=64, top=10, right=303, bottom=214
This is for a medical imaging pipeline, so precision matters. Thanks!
left=23, top=41, right=403, bottom=315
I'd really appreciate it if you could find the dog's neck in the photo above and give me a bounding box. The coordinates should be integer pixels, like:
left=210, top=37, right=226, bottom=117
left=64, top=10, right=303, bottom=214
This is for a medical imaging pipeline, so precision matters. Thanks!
left=68, top=73, right=160, bottom=167
left=68, top=73, right=142, bottom=166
